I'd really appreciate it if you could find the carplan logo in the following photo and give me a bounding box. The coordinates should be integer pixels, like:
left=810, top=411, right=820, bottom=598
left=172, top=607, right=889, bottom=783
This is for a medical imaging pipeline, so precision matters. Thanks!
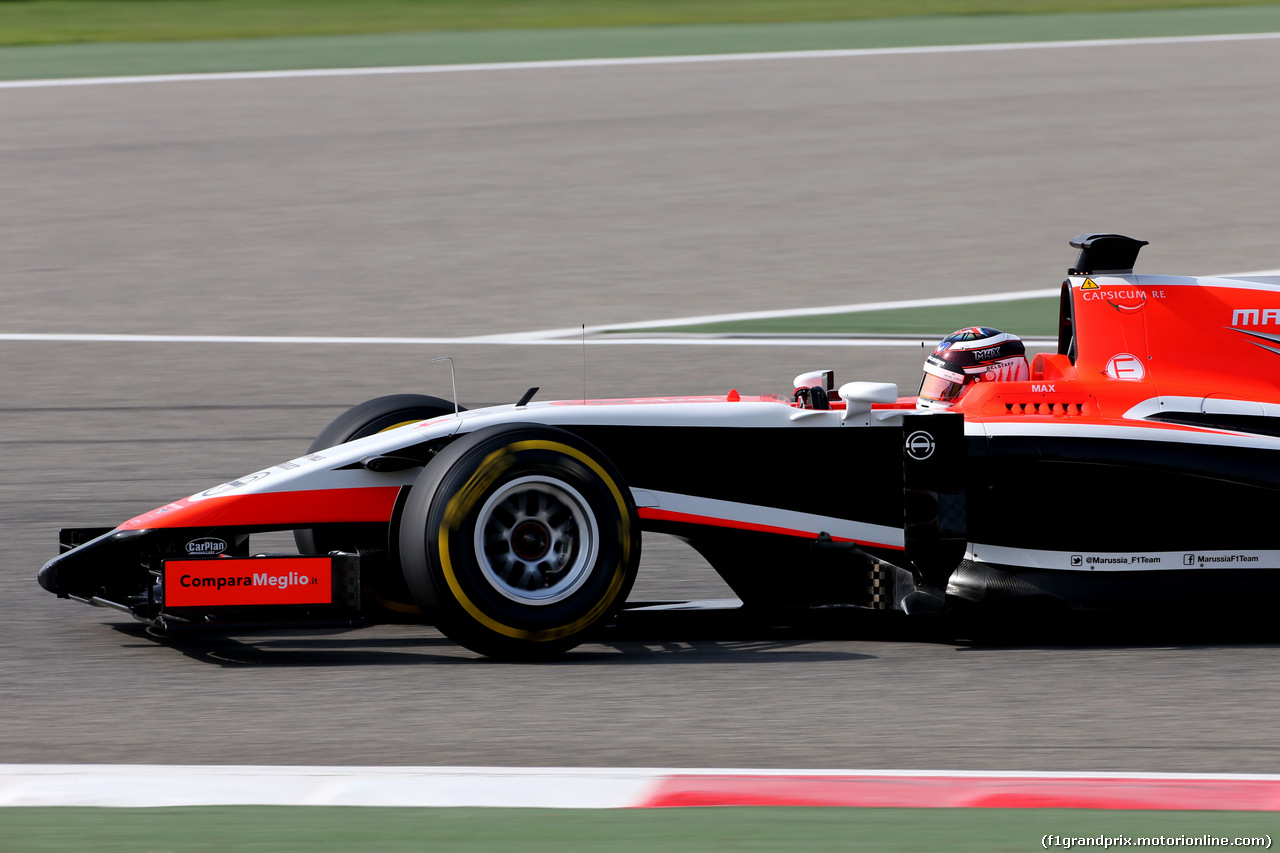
left=185, top=537, right=227, bottom=555
left=905, top=431, right=936, bottom=461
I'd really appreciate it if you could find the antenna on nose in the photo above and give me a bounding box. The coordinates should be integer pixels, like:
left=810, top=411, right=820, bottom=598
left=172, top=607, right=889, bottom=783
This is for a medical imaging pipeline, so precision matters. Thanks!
left=431, top=356, right=459, bottom=415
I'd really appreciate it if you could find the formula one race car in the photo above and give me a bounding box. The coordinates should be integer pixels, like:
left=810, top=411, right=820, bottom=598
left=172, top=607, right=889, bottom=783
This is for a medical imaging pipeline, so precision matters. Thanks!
left=39, top=235, right=1280, bottom=657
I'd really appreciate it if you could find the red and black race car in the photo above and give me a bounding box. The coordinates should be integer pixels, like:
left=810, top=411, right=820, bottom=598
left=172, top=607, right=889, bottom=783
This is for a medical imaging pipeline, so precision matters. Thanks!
left=40, top=235, right=1280, bottom=657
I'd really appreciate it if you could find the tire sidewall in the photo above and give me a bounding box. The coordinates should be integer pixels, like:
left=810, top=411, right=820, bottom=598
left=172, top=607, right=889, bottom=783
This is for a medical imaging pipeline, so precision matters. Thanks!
left=400, top=424, right=640, bottom=654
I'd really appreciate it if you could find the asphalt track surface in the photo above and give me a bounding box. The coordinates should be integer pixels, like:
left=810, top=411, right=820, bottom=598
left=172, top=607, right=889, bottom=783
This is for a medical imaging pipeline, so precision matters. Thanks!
left=5, top=38, right=1280, bottom=774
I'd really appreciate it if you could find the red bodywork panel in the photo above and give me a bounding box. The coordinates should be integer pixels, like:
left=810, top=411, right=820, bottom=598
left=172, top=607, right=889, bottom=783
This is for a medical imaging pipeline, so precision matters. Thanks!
left=953, top=276, right=1280, bottom=423
left=116, top=487, right=402, bottom=531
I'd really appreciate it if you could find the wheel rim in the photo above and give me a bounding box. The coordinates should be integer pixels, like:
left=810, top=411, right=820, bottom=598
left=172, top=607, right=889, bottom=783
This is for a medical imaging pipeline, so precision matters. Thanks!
left=473, top=475, right=599, bottom=605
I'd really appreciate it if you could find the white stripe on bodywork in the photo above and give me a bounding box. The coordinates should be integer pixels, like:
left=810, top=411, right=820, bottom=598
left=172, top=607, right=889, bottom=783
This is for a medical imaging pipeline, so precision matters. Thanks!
left=969, top=544, right=1280, bottom=572
left=979, top=419, right=1280, bottom=451
left=185, top=414, right=465, bottom=501
left=456, top=400, right=844, bottom=432
left=638, top=489, right=904, bottom=549
left=1124, top=396, right=1280, bottom=421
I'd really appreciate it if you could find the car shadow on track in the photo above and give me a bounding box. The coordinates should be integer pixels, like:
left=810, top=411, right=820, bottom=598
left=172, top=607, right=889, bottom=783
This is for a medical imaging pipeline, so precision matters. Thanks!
left=576, top=639, right=876, bottom=665
left=109, top=624, right=473, bottom=668
left=903, top=596, right=1280, bottom=650
left=107, top=610, right=879, bottom=667
left=107, top=607, right=1278, bottom=667
left=610, top=606, right=1280, bottom=653
left=948, top=610, right=1280, bottom=651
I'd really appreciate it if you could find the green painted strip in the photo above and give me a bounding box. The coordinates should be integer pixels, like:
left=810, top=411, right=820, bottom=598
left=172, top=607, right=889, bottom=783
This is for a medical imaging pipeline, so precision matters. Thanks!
left=6, top=1, right=1280, bottom=46
left=2, top=6, right=1280, bottom=80
left=3, top=805, right=1277, bottom=852
left=621, top=296, right=1060, bottom=337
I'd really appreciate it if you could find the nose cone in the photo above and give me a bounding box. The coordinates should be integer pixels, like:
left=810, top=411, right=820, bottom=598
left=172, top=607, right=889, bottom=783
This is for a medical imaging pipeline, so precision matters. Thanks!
left=37, top=528, right=147, bottom=600
left=38, top=553, right=64, bottom=595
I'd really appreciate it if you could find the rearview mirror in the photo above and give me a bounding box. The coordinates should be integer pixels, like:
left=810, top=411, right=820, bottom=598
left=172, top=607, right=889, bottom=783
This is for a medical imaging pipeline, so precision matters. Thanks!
left=838, top=382, right=900, bottom=424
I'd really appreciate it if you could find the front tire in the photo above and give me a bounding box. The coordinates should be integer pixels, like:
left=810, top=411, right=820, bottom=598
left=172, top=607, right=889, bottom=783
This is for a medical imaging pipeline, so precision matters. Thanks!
left=301, top=394, right=460, bottom=457
left=295, top=394, right=462, bottom=616
left=399, top=424, right=641, bottom=659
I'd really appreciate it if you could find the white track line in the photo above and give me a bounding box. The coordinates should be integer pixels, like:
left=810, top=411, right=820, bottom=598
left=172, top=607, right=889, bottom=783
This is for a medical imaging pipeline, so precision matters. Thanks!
left=0, top=765, right=658, bottom=808
left=0, top=333, right=1056, bottom=348
left=5, top=764, right=1280, bottom=808
left=2, top=32, right=1279, bottom=90
left=514, top=287, right=1060, bottom=339
left=0, top=333, right=479, bottom=345
left=0, top=289, right=1060, bottom=347
left=4, top=275, right=1276, bottom=348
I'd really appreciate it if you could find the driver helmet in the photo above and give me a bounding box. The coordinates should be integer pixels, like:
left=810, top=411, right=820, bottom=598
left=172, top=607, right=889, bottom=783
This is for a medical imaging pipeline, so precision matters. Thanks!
left=918, top=327, right=1029, bottom=408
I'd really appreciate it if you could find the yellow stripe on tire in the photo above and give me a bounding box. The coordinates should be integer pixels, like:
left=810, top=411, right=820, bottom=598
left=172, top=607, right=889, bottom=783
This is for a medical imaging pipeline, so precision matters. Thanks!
left=437, top=439, right=631, bottom=643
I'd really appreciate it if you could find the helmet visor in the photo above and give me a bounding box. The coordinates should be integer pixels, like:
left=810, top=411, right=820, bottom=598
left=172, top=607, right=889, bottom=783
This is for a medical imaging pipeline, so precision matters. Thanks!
left=918, top=371, right=965, bottom=403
